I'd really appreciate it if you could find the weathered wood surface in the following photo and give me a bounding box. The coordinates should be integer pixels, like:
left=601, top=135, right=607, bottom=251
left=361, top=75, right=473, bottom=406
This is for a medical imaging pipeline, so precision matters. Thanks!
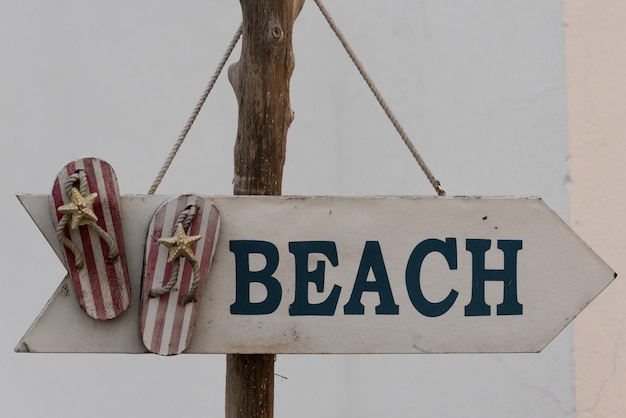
left=228, top=0, right=298, bottom=196
left=227, top=0, right=303, bottom=416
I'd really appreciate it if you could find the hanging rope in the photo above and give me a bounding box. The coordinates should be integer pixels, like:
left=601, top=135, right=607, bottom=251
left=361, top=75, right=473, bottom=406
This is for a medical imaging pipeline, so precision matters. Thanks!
left=148, top=24, right=243, bottom=195
left=313, top=0, right=446, bottom=196
left=148, top=9, right=445, bottom=196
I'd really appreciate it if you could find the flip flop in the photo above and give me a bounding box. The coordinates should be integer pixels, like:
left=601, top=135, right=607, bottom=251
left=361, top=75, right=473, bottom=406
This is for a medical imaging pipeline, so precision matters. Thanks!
left=140, top=195, right=220, bottom=355
left=50, top=157, right=131, bottom=320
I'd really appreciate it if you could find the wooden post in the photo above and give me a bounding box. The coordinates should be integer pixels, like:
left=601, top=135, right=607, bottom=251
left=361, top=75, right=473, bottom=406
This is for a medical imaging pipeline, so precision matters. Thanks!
left=226, top=0, right=303, bottom=417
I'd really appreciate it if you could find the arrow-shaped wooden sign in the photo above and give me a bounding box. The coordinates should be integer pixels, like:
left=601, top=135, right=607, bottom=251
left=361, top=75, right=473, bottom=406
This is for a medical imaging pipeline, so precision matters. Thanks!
left=16, top=194, right=615, bottom=354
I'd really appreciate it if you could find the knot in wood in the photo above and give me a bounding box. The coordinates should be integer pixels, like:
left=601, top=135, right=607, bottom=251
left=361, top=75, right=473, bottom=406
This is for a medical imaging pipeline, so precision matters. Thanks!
left=268, top=23, right=284, bottom=42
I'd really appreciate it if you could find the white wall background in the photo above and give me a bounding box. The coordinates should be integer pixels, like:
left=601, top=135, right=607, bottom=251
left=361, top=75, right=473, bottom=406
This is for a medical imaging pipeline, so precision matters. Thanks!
left=1, top=1, right=572, bottom=416
left=566, top=1, right=626, bottom=417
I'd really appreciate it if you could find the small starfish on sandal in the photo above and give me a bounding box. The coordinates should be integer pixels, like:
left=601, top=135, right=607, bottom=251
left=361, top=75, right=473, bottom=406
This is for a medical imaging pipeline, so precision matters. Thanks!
left=158, top=223, right=202, bottom=263
left=57, top=187, right=98, bottom=230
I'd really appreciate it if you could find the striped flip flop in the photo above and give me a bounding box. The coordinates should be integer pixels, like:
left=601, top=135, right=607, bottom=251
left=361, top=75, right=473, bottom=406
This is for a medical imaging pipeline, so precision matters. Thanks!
left=51, top=157, right=131, bottom=320
left=140, top=195, right=220, bottom=355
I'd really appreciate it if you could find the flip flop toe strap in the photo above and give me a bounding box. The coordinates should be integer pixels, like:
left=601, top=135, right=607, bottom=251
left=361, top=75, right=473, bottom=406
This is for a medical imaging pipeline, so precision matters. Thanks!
left=150, top=204, right=202, bottom=306
left=55, top=169, right=119, bottom=269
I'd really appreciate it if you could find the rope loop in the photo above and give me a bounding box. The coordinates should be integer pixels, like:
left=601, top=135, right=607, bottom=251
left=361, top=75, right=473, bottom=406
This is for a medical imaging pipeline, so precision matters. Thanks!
left=55, top=215, right=85, bottom=269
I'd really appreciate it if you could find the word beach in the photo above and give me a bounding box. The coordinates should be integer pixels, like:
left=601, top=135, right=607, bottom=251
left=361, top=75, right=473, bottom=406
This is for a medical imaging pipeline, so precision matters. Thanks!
left=230, top=238, right=523, bottom=318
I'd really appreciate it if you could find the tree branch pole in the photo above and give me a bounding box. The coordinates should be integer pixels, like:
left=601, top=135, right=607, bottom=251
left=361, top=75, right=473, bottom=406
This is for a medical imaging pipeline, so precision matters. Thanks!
left=226, top=0, right=303, bottom=417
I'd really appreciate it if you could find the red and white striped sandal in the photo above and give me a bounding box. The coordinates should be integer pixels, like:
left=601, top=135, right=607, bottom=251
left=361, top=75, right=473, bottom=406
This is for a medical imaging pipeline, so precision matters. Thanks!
left=51, top=157, right=131, bottom=320
left=140, top=195, right=220, bottom=355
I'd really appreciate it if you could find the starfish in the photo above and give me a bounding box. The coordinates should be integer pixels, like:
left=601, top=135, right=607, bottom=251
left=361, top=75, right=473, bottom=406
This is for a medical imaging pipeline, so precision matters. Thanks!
left=158, top=223, right=202, bottom=263
left=57, top=187, right=99, bottom=230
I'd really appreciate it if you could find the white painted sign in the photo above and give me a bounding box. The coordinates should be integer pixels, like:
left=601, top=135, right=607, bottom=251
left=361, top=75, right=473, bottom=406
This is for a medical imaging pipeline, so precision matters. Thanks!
left=17, top=195, right=615, bottom=354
